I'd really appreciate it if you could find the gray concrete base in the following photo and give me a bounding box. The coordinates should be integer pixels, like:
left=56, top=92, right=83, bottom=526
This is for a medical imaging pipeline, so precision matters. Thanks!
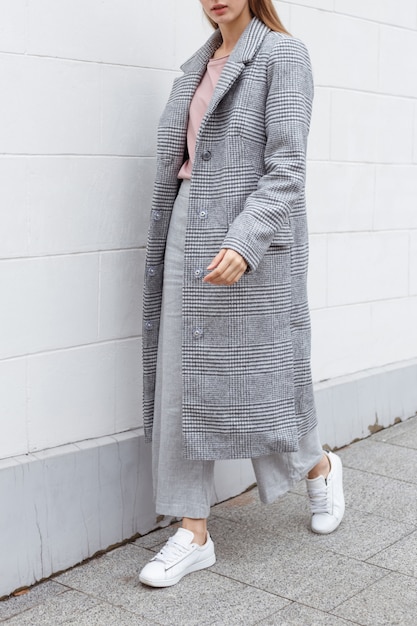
left=0, top=432, right=152, bottom=598
left=315, top=358, right=417, bottom=450
left=1, top=359, right=417, bottom=597
left=0, top=430, right=255, bottom=598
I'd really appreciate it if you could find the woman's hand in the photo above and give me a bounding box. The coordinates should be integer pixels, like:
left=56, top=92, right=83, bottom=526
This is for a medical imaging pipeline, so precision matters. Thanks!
left=203, top=248, right=248, bottom=285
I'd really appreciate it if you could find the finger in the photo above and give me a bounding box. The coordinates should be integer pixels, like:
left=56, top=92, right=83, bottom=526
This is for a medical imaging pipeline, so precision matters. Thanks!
left=207, top=269, right=244, bottom=285
left=206, top=249, right=227, bottom=271
left=205, top=259, right=245, bottom=284
left=204, top=250, right=247, bottom=284
left=204, top=255, right=233, bottom=281
left=210, top=260, right=245, bottom=282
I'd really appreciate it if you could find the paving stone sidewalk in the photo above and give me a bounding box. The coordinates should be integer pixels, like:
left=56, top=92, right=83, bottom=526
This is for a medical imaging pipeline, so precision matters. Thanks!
left=1, top=416, right=417, bottom=625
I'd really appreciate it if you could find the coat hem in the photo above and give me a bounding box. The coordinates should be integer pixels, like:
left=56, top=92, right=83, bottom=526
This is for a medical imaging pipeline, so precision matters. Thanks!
left=182, top=426, right=302, bottom=461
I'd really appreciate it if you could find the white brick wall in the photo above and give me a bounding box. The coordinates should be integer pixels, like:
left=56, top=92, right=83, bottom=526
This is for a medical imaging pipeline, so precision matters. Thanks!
left=0, top=1, right=211, bottom=459
left=0, top=1, right=416, bottom=460
left=288, top=0, right=417, bottom=382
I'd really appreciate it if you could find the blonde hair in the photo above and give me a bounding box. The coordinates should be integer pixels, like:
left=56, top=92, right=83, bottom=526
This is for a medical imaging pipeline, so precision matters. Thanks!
left=206, top=0, right=290, bottom=35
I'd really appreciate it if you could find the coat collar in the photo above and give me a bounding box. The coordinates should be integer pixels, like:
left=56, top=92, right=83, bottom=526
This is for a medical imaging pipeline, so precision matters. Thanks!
left=180, top=17, right=271, bottom=74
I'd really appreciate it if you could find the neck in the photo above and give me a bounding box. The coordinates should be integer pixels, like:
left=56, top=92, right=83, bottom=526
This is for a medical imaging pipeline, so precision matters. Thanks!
left=217, top=14, right=252, bottom=56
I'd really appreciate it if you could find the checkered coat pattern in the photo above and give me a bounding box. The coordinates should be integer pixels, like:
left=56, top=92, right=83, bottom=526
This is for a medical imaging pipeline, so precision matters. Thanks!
left=143, top=18, right=317, bottom=460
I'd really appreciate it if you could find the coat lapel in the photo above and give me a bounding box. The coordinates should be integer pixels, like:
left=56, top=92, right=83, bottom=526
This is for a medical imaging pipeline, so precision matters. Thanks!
left=178, top=29, right=222, bottom=105
left=179, top=18, right=271, bottom=135
left=205, top=18, right=270, bottom=121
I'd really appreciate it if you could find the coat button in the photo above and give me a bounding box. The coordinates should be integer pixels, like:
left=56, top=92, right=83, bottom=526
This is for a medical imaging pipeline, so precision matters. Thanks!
left=152, top=210, right=161, bottom=221
left=147, top=266, right=156, bottom=277
left=145, top=320, right=153, bottom=331
left=194, top=268, right=203, bottom=279
left=193, top=327, right=203, bottom=339
left=202, top=150, right=212, bottom=161
left=199, top=209, right=208, bottom=219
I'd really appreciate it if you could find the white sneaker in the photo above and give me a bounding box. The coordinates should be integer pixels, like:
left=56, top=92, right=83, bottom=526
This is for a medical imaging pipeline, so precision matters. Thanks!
left=306, top=451, right=345, bottom=534
left=138, top=528, right=216, bottom=587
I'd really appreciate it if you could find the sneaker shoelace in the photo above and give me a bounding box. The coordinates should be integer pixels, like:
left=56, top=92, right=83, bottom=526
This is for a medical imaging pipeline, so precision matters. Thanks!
left=152, top=536, right=192, bottom=566
left=308, top=482, right=329, bottom=515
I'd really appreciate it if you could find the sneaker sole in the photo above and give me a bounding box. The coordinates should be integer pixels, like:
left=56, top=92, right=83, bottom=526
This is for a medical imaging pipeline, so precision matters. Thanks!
left=311, top=510, right=345, bottom=535
left=139, top=553, right=216, bottom=588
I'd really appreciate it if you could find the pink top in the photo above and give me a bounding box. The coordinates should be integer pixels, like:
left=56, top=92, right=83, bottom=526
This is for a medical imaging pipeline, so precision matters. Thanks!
left=178, top=55, right=229, bottom=180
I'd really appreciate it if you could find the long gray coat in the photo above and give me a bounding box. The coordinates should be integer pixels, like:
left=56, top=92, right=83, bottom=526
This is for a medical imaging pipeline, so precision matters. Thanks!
left=143, top=17, right=317, bottom=460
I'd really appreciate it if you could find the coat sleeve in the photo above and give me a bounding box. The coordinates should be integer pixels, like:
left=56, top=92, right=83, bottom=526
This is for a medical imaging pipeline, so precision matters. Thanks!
left=221, top=36, right=314, bottom=272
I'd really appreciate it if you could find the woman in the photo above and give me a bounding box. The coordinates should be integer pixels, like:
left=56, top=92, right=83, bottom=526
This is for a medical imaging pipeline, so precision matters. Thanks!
left=140, top=0, right=344, bottom=588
